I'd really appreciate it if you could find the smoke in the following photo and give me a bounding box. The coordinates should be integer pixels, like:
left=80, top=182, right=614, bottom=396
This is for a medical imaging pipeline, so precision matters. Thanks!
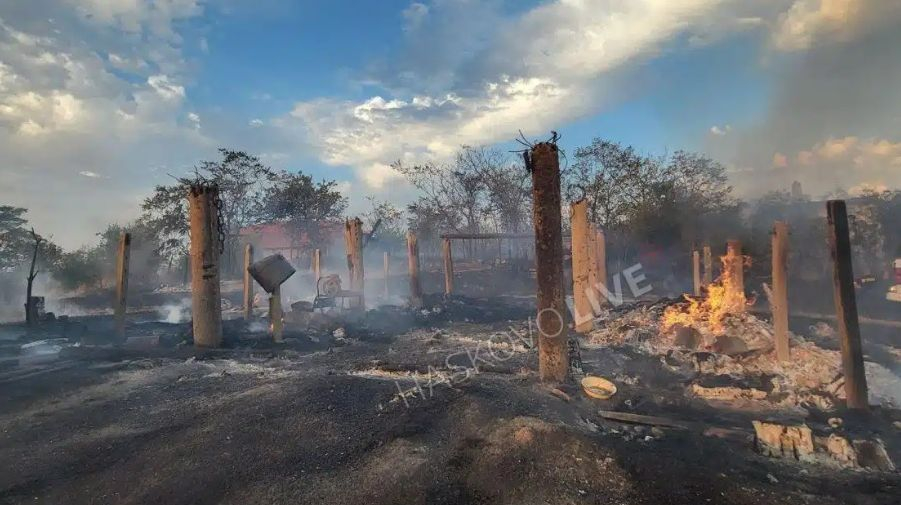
left=158, top=302, right=190, bottom=324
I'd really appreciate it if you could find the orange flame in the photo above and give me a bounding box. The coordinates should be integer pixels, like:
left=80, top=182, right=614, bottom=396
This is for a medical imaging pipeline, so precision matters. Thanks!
left=662, top=248, right=748, bottom=334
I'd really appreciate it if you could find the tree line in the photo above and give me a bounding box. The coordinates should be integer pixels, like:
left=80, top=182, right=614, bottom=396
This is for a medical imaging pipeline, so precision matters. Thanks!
left=1, top=140, right=898, bottom=295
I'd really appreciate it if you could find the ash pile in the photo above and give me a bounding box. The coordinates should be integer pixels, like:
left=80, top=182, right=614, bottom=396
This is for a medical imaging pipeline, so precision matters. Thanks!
left=584, top=286, right=900, bottom=470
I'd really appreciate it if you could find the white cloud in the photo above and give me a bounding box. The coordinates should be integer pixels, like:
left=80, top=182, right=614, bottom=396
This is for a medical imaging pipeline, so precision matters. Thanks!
left=402, top=2, right=429, bottom=32
left=285, top=0, right=740, bottom=188
left=710, top=124, right=732, bottom=136
left=772, top=0, right=901, bottom=51
left=0, top=1, right=209, bottom=248
left=147, top=74, right=185, bottom=100
left=249, top=118, right=264, bottom=127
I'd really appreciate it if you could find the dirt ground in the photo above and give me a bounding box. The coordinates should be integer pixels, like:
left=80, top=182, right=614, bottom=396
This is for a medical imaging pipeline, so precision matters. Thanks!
left=1, top=287, right=900, bottom=504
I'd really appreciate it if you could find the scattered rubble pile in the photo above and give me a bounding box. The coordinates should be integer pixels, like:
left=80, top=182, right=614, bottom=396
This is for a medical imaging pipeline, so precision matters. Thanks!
left=587, top=299, right=901, bottom=412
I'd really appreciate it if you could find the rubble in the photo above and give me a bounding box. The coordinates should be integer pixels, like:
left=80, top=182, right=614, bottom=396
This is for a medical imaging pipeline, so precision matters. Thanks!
left=752, top=421, right=896, bottom=471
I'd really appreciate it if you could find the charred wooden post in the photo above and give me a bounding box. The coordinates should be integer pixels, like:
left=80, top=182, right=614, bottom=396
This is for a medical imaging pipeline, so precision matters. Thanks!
left=114, top=231, right=131, bottom=339
left=570, top=199, right=593, bottom=333
left=692, top=249, right=702, bottom=296
left=243, top=243, right=254, bottom=321
left=725, top=239, right=745, bottom=311
left=527, top=142, right=569, bottom=383
left=442, top=238, right=454, bottom=295
left=406, top=231, right=423, bottom=308
left=345, top=218, right=365, bottom=308
left=24, top=228, right=42, bottom=326
left=188, top=184, right=223, bottom=348
left=703, top=244, right=713, bottom=286
left=827, top=200, right=869, bottom=409
left=595, top=229, right=607, bottom=305
left=270, top=285, right=283, bottom=342
left=772, top=221, right=790, bottom=361
left=383, top=251, right=390, bottom=297
left=312, top=248, right=322, bottom=288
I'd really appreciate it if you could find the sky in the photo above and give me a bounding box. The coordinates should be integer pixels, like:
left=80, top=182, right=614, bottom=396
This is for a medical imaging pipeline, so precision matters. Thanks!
left=1, top=0, right=900, bottom=249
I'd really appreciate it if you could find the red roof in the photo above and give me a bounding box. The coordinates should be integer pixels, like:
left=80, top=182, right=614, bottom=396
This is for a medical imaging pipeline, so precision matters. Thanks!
left=240, top=222, right=343, bottom=251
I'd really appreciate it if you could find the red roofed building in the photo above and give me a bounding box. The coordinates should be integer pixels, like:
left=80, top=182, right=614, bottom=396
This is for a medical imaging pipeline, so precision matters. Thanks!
left=239, top=221, right=343, bottom=263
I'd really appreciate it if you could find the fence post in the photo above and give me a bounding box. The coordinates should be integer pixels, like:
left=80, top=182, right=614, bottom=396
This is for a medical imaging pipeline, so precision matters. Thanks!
left=188, top=184, right=223, bottom=348
left=570, top=200, right=593, bottom=333
left=114, top=231, right=131, bottom=339
left=827, top=200, right=869, bottom=409
left=527, top=142, right=568, bottom=383
left=243, top=243, right=254, bottom=321
left=443, top=238, right=454, bottom=295
left=772, top=222, right=790, bottom=361
left=407, top=231, right=423, bottom=308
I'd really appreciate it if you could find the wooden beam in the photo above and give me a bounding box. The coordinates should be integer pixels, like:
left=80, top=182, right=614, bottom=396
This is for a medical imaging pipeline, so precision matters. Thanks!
left=188, top=184, right=223, bottom=348
left=114, top=231, right=131, bottom=339
left=527, top=142, right=568, bottom=383
left=243, top=243, right=254, bottom=321
left=772, top=221, right=790, bottom=361
left=827, top=200, right=869, bottom=410
left=442, top=238, right=454, bottom=295
left=406, top=231, right=423, bottom=308
left=570, top=200, right=593, bottom=333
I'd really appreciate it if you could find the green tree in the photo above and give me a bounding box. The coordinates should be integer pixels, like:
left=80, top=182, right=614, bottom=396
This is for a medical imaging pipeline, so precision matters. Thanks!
left=260, top=171, right=347, bottom=250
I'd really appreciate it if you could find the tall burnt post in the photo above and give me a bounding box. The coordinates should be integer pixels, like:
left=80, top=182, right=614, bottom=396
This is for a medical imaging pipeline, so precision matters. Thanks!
left=725, top=240, right=746, bottom=311
left=570, top=199, right=593, bottom=333
left=114, top=231, right=131, bottom=339
left=188, top=183, right=223, bottom=348
left=442, top=238, right=454, bottom=295
left=827, top=200, right=869, bottom=409
left=406, top=231, right=423, bottom=308
left=527, top=142, right=569, bottom=383
left=345, top=218, right=365, bottom=308
left=692, top=249, right=702, bottom=296
left=772, top=222, right=790, bottom=361
left=702, top=244, right=713, bottom=287
left=243, top=243, right=254, bottom=321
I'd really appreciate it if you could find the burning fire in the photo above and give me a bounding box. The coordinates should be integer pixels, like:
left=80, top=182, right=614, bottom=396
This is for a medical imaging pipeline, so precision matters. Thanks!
left=661, top=249, right=749, bottom=334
